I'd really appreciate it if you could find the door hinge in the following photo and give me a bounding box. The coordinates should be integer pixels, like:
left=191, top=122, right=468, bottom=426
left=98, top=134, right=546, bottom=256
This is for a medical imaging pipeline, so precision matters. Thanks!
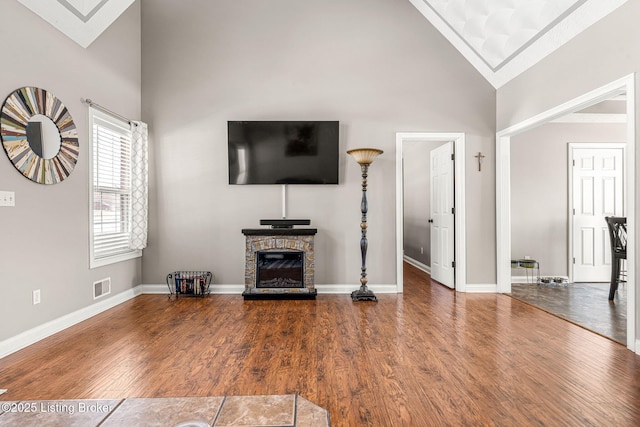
left=573, top=160, right=575, bottom=166
left=451, top=207, right=455, bottom=214
left=451, top=153, right=455, bottom=161
left=452, top=261, right=456, bottom=268
left=573, top=257, right=576, bottom=264
left=573, top=208, right=575, bottom=215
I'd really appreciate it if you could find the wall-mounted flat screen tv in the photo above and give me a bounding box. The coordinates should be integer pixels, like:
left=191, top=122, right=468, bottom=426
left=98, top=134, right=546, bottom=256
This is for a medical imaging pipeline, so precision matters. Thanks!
left=228, top=121, right=339, bottom=185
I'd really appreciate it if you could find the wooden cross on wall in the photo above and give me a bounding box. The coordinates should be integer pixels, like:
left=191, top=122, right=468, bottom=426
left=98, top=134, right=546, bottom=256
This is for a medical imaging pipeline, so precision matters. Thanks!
left=475, top=152, right=485, bottom=171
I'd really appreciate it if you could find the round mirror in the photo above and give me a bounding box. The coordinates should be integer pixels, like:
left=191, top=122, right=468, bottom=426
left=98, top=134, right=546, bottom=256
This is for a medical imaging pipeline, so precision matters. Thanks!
left=25, top=114, right=62, bottom=159
left=0, top=87, right=78, bottom=184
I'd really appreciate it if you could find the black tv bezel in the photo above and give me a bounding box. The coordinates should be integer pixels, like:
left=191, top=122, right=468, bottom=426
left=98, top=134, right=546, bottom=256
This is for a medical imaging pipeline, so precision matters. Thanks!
left=227, top=120, right=339, bottom=185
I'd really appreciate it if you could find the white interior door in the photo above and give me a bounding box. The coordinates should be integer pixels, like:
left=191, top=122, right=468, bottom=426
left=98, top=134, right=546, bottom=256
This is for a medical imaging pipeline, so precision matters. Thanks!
left=430, top=141, right=455, bottom=288
left=571, top=146, right=624, bottom=282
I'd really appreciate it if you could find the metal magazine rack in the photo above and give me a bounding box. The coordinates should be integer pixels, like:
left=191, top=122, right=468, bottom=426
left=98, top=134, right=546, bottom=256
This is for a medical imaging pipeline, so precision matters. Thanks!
left=167, top=271, right=213, bottom=298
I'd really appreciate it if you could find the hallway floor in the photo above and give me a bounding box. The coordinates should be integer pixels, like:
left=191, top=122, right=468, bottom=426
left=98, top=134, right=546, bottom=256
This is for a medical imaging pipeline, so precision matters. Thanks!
left=510, top=281, right=627, bottom=343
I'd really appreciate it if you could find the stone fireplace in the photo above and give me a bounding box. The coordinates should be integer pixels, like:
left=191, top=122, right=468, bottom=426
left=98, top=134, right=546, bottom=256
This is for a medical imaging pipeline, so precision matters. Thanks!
left=242, top=228, right=317, bottom=299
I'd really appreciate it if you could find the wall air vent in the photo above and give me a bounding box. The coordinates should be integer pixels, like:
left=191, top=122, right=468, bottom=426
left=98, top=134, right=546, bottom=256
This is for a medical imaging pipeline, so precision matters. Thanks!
left=93, top=277, right=111, bottom=300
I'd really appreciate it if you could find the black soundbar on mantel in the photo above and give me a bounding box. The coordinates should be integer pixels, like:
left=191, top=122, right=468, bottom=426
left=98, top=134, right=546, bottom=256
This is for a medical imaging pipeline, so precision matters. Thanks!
left=260, top=219, right=311, bottom=229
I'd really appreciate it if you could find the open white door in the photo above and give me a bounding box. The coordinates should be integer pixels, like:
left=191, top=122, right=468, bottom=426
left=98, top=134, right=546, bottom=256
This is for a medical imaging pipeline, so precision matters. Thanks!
left=430, top=141, right=455, bottom=288
left=571, top=145, right=624, bottom=282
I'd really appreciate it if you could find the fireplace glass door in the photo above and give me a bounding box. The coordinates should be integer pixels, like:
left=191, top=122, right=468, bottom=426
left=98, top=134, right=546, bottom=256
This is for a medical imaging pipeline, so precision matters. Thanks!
left=256, top=251, right=304, bottom=288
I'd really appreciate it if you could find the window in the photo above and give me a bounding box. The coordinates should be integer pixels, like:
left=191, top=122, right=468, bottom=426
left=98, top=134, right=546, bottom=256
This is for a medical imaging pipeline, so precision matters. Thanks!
left=89, top=108, right=141, bottom=267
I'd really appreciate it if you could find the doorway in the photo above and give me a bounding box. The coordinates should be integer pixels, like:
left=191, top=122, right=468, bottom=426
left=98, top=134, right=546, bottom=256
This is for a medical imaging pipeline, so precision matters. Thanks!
left=496, top=75, right=636, bottom=351
left=569, top=144, right=625, bottom=282
left=396, top=132, right=467, bottom=293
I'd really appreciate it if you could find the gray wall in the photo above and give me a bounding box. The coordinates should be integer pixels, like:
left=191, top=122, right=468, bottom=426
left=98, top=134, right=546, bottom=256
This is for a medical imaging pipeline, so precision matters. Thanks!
left=496, top=0, right=639, bottom=342
left=403, top=140, right=445, bottom=266
left=511, top=123, right=626, bottom=278
left=140, top=0, right=496, bottom=287
left=0, top=1, right=141, bottom=342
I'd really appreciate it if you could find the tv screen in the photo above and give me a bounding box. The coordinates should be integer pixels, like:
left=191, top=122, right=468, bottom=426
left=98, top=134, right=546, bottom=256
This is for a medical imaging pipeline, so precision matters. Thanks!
left=228, top=121, right=339, bottom=185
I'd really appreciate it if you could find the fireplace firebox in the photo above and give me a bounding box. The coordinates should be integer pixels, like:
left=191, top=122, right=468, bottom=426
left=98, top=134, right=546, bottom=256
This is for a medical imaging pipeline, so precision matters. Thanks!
left=256, top=251, right=304, bottom=288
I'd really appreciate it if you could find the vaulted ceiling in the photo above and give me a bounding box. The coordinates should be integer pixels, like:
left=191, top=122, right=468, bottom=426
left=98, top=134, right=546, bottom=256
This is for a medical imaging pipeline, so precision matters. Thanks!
left=16, top=0, right=629, bottom=88
left=17, top=0, right=135, bottom=48
left=410, top=0, right=629, bottom=87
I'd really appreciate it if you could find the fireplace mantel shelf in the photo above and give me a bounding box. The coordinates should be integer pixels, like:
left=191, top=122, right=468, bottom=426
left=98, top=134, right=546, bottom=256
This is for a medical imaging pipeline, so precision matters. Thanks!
left=242, top=228, right=317, bottom=236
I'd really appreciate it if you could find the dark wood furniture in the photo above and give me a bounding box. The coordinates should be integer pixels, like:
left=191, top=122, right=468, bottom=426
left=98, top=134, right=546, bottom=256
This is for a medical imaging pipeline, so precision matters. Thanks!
left=605, top=216, right=627, bottom=300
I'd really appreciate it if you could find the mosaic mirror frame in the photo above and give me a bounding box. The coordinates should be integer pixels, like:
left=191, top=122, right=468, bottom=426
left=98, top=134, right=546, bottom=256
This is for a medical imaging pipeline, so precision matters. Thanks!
left=0, top=86, right=79, bottom=184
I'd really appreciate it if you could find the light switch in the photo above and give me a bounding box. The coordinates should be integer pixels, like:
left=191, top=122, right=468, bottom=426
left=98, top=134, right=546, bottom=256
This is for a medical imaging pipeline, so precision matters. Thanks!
left=0, top=191, right=15, bottom=207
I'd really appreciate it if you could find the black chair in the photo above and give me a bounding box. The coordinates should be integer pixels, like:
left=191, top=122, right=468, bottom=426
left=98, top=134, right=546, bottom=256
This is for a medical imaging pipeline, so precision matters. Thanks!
left=605, top=216, right=627, bottom=300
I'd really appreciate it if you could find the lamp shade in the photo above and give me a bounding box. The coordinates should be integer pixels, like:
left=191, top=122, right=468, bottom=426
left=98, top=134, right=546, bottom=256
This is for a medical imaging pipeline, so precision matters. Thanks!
left=346, top=148, right=383, bottom=165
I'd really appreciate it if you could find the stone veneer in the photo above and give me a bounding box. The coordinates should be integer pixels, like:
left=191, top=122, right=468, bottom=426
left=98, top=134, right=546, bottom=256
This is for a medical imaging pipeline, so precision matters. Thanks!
left=242, top=229, right=317, bottom=298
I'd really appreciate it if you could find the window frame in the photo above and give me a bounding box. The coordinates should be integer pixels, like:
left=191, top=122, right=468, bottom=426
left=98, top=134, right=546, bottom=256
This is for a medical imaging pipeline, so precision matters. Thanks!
left=89, top=107, right=141, bottom=268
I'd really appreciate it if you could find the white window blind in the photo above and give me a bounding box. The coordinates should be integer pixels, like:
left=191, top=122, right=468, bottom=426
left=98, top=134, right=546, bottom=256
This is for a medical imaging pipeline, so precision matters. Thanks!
left=90, top=108, right=140, bottom=267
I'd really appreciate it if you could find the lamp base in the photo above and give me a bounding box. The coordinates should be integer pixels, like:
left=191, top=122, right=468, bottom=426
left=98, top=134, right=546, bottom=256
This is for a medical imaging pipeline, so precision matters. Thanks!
left=351, top=288, right=378, bottom=302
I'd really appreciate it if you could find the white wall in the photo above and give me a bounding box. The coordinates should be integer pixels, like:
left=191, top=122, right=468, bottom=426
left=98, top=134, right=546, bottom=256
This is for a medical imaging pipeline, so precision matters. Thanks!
left=140, top=0, right=496, bottom=287
left=496, top=0, right=639, bottom=344
left=0, top=1, right=141, bottom=342
left=511, top=123, right=626, bottom=278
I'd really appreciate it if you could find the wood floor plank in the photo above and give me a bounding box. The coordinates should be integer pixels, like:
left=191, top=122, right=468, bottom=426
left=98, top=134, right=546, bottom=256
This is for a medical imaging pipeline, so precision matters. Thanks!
left=1, top=262, right=639, bottom=425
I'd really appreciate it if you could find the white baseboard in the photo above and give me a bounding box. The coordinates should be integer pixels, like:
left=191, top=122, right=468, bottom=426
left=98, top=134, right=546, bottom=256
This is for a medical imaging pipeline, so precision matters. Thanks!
left=465, top=283, right=498, bottom=293
left=146, top=283, right=399, bottom=294
left=0, top=286, right=143, bottom=359
left=316, top=284, right=398, bottom=294
left=140, top=284, right=245, bottom=294
left=511, top=275, right=536, bottom=283
left=211, top=284, right=246, bottom=294
left=403, top=255, right=430, bottom=274
left=139, top=284, right=169, bottom=294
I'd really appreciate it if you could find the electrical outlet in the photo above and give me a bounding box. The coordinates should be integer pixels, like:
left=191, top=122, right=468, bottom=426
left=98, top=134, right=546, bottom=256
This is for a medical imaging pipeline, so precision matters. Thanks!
left=0, top=191, right=15, bottom=207
left=420, top=247, right=424, bottom=254
left=33, top=289, right=41, bottom=305
left=524, top=255, right=530, bottom=260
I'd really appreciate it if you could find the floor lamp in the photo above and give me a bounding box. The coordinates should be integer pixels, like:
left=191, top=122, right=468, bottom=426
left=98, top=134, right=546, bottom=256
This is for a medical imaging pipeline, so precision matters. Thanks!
left=347, top=148, right=383, bottom=302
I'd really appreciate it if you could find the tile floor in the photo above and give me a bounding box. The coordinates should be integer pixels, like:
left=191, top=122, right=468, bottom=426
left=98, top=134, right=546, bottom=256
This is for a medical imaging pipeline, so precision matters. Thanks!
left=510, top=281, right=627, bottom=343
left=0, top=395, right=329, bottom=426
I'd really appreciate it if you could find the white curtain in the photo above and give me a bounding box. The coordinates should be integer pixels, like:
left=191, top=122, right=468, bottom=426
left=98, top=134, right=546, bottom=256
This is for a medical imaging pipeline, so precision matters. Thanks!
left=129, top=121, right=149, bottom=250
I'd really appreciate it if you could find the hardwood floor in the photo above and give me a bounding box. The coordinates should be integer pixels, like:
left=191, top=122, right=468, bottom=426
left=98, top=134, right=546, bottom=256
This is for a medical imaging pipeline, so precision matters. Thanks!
left=1, top=262, right=639, bottom=425
left=511, top=281, right=627, bottom=343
